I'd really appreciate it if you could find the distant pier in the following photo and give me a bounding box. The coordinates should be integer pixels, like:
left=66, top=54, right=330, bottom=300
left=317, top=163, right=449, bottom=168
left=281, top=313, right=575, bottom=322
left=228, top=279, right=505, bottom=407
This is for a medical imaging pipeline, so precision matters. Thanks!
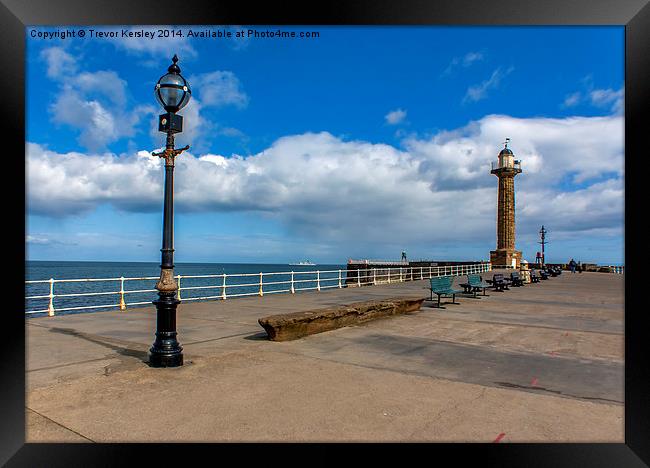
left=345, top=259, right=489, bottom=286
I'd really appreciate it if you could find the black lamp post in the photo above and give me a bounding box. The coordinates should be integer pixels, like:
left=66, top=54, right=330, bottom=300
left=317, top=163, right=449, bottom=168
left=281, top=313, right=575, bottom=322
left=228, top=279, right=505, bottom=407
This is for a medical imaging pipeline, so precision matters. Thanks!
left=148, top=55, right=191, bottom=368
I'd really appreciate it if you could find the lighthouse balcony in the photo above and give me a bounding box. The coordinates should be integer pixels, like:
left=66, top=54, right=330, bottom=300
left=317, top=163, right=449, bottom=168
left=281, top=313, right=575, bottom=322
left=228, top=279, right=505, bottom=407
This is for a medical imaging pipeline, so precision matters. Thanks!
left=491, top=160, right=522, bottom=172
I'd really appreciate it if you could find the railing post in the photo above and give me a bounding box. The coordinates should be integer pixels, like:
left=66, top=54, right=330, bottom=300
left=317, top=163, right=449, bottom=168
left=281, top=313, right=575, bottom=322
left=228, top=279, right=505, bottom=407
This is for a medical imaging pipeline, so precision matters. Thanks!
left=291, top=271, right=295, bottom=294
left=47, top=278, right=55, bottom=316
left=373, top=268, right=377, bottom=285
left=317, top=270, right=321, bottom=291
left=387, top=268, right=391, bottom=284
left=429, top=266, right=432, bottom=278
left=176, top=274, right=182, bottom=301
left=420, top=267, right=423, bottom=280
left=399, top=267, right=403, bottom=282
left=119, top=276, right=126, bottom=311
left=259, top=272, right=264, bottom=296
left=221, top=274, right=227, bottom=300
left=338, top=270, right=342, bottom=288
left=357, top=268, right=361, bottom=287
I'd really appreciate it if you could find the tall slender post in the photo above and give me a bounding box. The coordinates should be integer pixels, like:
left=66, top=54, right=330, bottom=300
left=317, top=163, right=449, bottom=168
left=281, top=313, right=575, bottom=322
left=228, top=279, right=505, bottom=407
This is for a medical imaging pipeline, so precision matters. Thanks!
left=291, top=271, right=295, bottom=293
left=149, top=55, right=191, bottom=368
left=119, top=276, right=126, bottom=311
left=338, top=270, right=342, bottom=288
left=47, top=278, right=55, bottom=317
left=221, top=274, right=227, bottom=300
left=259, top=272, right=264, bottom=296
left=539, top=225, right=547, bottom=267
left=149, top=131, right=185, bottom=368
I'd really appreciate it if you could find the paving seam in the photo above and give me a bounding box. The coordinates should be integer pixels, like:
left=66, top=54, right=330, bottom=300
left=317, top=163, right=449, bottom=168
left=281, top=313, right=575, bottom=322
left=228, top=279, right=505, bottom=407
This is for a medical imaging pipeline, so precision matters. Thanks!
left=27, top=407, right=95, bottom=443
left=28, top=356, right=118, bottom=373
left=407, top=315, right=624, bottom=336
left=180, top=315, right=259, bottom=327
left=349, top=326, right=624, bottom=363
left=182, top=330, right=262, bottom=346
left=44, top=327, right=148, bottom=350
left=263, top=347, right=622, bottom=406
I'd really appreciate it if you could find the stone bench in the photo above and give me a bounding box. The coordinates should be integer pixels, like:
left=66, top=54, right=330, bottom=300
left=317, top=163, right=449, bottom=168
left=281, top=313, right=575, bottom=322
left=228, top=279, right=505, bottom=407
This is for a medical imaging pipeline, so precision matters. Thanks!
left=258, top=297, right=426, bottom=341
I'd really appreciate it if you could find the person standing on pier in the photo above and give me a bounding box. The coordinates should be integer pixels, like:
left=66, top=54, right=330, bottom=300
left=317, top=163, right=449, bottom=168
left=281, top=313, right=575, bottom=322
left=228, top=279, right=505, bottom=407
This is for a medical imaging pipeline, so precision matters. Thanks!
left=569, top=259, right=577, bottom=273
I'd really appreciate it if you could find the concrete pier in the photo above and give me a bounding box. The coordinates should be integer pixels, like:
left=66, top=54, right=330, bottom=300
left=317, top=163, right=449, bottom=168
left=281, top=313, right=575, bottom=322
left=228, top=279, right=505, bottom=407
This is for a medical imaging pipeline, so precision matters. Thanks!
left=26, top=270, right=623, bottom=442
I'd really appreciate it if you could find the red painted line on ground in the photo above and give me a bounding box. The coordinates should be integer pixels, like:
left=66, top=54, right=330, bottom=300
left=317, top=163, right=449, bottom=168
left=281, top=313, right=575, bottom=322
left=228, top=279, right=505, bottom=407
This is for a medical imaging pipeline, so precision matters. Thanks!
left=531, top=377, right=538, bottom=386
left=493, top=432, right=506, bottom=443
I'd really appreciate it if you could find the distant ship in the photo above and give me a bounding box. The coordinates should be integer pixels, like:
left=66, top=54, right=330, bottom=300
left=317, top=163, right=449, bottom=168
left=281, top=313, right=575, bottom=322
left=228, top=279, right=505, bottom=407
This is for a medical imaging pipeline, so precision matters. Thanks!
left=289, top=260, right=316, bottom=266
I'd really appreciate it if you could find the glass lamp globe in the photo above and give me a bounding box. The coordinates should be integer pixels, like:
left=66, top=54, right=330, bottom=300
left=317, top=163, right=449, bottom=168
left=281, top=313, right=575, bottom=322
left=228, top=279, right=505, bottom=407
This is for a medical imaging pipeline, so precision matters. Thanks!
left=154, top=55, right=192, bottom=113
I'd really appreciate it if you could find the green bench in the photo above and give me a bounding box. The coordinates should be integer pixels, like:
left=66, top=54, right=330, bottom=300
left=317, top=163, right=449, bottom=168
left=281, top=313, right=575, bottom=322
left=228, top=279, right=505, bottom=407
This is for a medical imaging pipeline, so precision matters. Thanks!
left=459, top=274, right=491, bottom=298
left=428, top=276, right=463, bottom=308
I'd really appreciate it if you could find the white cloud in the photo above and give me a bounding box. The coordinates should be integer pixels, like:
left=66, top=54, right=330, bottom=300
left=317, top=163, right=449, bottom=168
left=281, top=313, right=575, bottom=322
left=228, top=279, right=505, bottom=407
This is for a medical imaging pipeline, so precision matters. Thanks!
left=224, top=25, right=252, bottom=51
left=27, top=113, right=624, bottom=253
left=463, top=66, right=514, bottom=103
left=562, top=92, right=581, bottom=108
left=111, top=26, right=197, bottom=59
left=189, top=71, right=249, bottom=108
left=589, top=88, right=624, bottom=114
left=41, top=49, right=157, bottom=151
left=561, top=76, right=624, bottom=115
left=51, top=85, right=156, bottom=151
left=442, top=51, right=484, bottom=76
left=40, top=47, right=78, bottom=79
left=26, top=235, right=51, bottom=245
left=385, top=109, right=407, bottom=125
left=74, top=70, right=127, bottom=108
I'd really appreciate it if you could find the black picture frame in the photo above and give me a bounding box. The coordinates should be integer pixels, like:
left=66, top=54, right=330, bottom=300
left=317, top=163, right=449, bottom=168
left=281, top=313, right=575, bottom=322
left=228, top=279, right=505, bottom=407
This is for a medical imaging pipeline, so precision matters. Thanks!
left=3, top=0, right=647, bottom=465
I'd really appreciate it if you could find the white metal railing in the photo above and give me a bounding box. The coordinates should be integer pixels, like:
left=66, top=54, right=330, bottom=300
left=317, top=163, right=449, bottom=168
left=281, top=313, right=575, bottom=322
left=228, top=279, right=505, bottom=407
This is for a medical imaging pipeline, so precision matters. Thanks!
left=25, top=263, right=492, bottom=317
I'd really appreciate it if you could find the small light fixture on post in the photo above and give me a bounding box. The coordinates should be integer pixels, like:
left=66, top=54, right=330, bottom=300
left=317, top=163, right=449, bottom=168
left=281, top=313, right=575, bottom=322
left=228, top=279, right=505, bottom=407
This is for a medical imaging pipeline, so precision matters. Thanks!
left=148, top=55, right=192, bottom=368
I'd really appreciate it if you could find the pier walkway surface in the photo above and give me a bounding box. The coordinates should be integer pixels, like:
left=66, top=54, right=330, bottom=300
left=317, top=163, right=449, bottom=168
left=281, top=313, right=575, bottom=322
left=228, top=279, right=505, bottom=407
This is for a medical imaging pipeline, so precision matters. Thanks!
left=26, top=270, right=624, bottom=442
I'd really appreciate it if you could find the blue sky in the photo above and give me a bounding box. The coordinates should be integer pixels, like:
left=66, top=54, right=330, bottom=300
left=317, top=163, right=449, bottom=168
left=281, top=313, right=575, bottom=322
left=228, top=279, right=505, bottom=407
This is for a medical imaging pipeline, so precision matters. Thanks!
left=26, top=26, right=624, bottom=265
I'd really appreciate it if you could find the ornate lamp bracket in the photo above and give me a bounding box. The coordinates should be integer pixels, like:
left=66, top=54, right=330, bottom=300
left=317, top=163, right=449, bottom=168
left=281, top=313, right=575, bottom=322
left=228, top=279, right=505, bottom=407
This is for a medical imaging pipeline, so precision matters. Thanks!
left=152, top=145, right=190, bottom=166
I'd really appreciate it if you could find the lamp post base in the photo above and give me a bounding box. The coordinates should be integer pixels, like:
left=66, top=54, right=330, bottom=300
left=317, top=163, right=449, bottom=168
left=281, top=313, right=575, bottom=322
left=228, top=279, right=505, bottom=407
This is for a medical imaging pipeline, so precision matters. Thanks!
left=149, top=348, right=183, bottom=368
left=149, top=293, right=183, bottom=368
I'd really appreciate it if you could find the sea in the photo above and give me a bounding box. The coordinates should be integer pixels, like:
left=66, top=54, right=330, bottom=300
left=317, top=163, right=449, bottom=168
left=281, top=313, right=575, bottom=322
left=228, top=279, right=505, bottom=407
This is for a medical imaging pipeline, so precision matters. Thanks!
left=25, top=261, right=346, bottom=318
